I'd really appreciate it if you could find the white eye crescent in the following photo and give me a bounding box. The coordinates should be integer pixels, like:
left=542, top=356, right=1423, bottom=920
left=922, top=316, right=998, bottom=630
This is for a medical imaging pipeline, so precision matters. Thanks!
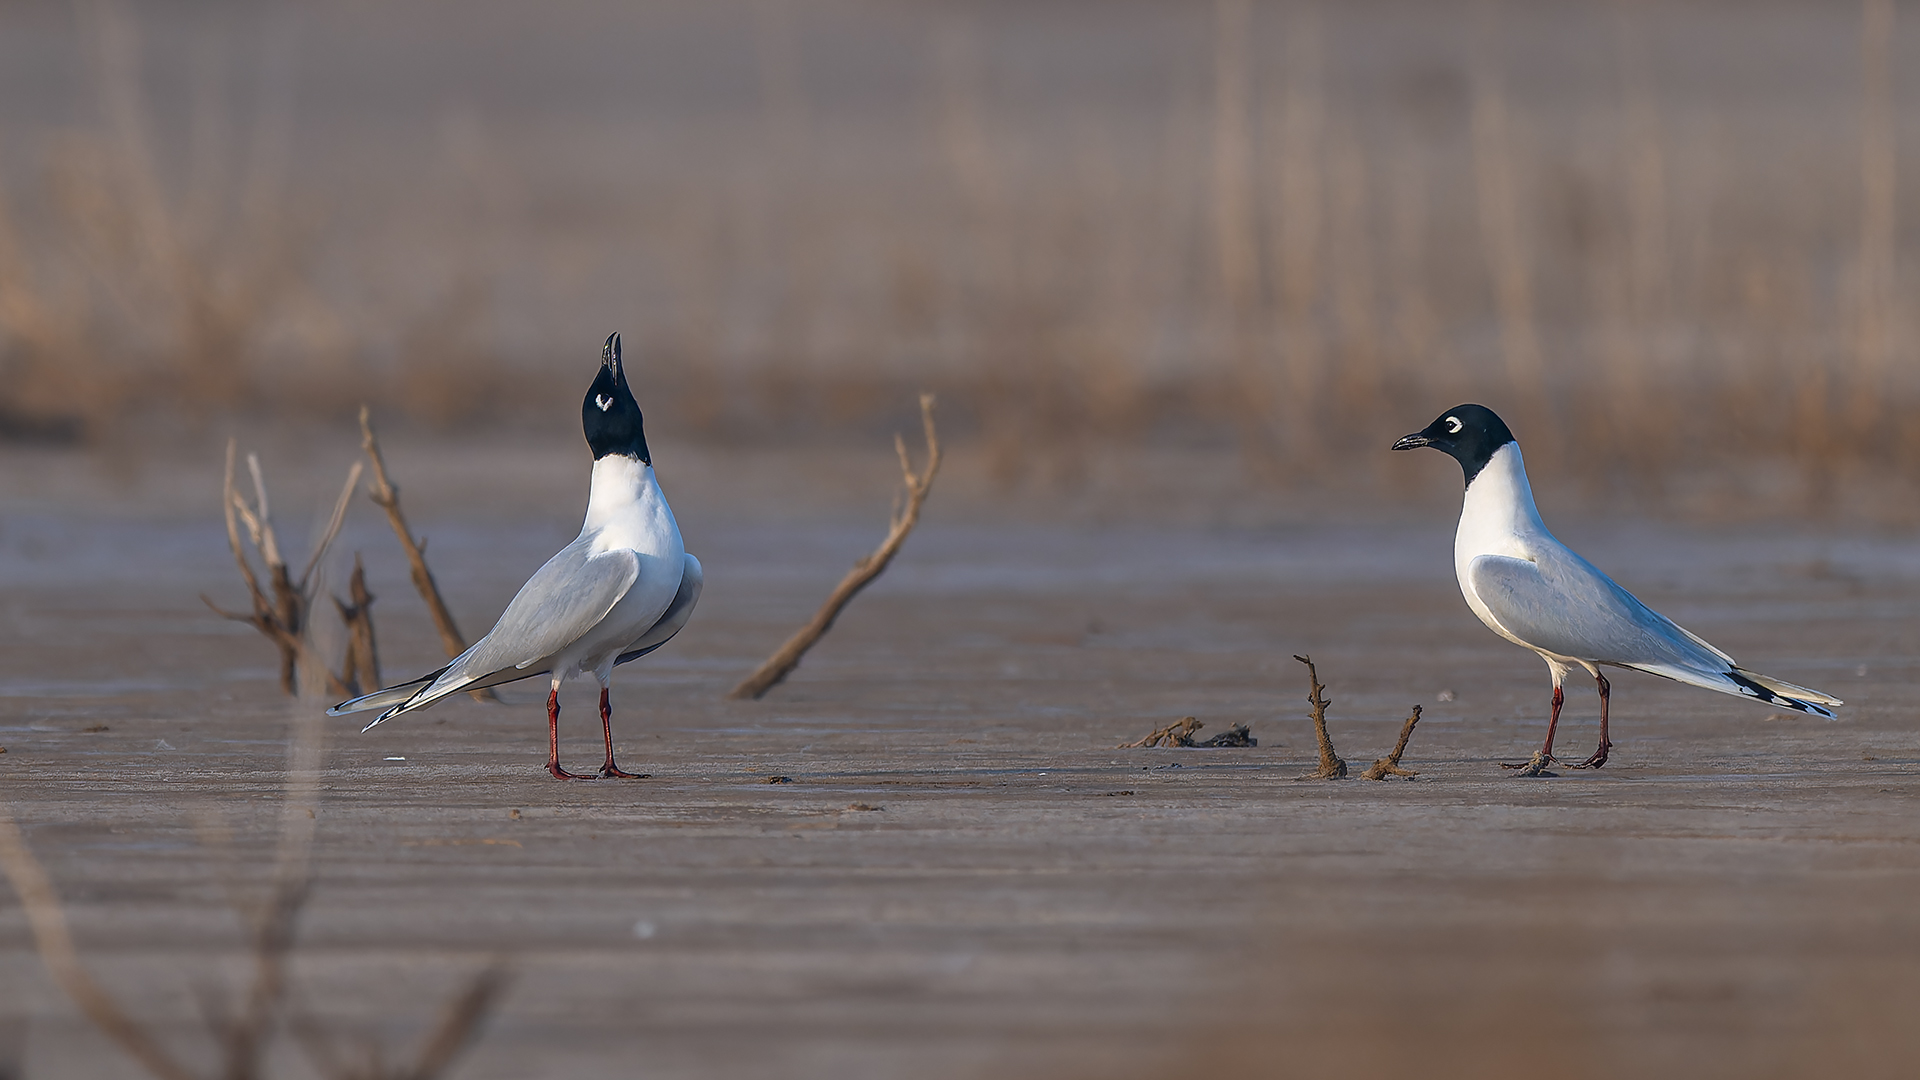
left=1445, top=416, right=1463, bottom=434
left=596, top=394, right=614, bottom=412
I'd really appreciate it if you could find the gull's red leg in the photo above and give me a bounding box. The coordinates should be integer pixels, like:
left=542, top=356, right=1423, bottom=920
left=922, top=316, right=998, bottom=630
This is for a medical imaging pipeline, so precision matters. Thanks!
left=547, top=686, right=596, bottom=780
left=1504, top=683, right=1565, bottom=770
left=1541, top=684, right=1565, bottom=759
left=1572, top=673, right=1613, bottom=769
left=599, top=687, right=644, bottom=778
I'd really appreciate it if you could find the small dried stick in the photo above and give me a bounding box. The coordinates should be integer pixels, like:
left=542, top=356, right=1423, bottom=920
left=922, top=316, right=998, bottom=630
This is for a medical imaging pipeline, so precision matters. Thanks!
left=1293, top=654, right=1346, bottom=779
left=360, top=405, right=495, bottom=702
left=1118, top=717, right=1203, bottom=749
left=333, top=554, right=380, bottom=696
left=729, top=394, right=940, bottom=700
left=1362, top=705, right=1424, bottom=780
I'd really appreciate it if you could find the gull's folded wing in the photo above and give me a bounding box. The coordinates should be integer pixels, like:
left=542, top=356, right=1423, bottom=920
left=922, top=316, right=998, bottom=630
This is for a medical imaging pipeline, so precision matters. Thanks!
left=330, top=550, right=700, bottom=726
left=1467, top=552, right=1726, bottom=672
left=451, top=541, right=641, bottom=678
left=617, top=553, right=702, bottom=664
left=1468, top=552, right=1839, bottom=715
left=365, top=540, right=640, bottom=725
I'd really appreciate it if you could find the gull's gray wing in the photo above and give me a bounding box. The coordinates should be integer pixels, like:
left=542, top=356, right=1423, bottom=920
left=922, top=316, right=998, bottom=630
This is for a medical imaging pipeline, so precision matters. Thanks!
left=359, top=553, right=695, bottom=707
left=361, top=539, right=639, bottom=725
left=1467, top=551, right=1730, bottom=671
left=443, top=538, right=640, bottom=681
left=1469, top=551, right=1840, bottom=715
left=617, top=552, right=702, bottom=665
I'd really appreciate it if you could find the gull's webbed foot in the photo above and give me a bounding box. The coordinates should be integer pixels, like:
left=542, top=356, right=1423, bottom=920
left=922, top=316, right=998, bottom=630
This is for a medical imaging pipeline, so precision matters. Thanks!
left=1569, top=740, right=1613, bottom=770
left=1499, top=750, right=1558, bottom=777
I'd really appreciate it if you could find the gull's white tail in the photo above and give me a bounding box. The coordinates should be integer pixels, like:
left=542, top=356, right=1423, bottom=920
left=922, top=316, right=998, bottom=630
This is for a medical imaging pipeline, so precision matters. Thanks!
left=1628, top=661, right=1842, bottom=719
left=325, top=673, right=437, bottom=717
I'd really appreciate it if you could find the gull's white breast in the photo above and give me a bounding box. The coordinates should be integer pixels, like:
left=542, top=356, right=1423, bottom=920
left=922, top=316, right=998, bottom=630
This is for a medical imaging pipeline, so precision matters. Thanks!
left=563, top=455, right=685, bottom=674
left=1452, top=443, right=1555, bottom=653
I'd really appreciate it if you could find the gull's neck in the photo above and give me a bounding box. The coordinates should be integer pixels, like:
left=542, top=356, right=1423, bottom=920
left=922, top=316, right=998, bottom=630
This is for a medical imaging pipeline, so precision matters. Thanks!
left=583, top=454, right=666, bottom=536
left=1456, top=442, right=1548, bottom=563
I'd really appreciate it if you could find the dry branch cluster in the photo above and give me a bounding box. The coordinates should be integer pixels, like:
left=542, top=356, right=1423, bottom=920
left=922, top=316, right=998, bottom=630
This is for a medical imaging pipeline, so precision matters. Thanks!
left=1116, top=656, right=1425, bottom=781
left=11, top=394, right=960, bottom=1077
left=208, top=392, right=945, bottom=710
left=1291, top=655, right=1424, bottom=782
left=203, top=443, right=361, bottom=698
left=205, top=410, right=480, bottom=701
left=1117, top=718, right=1255, bottom=749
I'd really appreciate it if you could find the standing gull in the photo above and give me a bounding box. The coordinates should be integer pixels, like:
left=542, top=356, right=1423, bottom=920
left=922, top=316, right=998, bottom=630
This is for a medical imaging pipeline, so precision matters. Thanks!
left=1392, top=404, right=1839, bottom=774
left=329, top=333, right=702, bottom=780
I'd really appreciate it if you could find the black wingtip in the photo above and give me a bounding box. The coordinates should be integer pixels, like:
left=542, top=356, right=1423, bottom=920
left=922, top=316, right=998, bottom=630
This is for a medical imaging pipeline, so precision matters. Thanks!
left=1727, top=670, right=1781, bottom=705
left=1727, top=670, right=1837, bottom=719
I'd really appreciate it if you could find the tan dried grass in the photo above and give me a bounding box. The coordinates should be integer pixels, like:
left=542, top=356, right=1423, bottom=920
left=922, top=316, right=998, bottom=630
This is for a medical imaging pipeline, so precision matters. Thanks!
left=0, top=2, right=1910, bottom=515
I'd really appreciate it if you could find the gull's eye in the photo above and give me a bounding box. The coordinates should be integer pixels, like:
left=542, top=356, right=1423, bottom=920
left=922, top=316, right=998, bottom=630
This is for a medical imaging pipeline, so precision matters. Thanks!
left=596, top=394, right=614, bottom=412
left=1445, top=416, right=1463, bottom=434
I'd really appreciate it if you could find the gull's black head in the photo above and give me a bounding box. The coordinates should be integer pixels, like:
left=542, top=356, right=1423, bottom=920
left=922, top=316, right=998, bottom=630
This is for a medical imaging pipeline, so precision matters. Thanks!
left=582, top=332, right=651, bottom=463
left=1391, top=404, right=1514, bottom=485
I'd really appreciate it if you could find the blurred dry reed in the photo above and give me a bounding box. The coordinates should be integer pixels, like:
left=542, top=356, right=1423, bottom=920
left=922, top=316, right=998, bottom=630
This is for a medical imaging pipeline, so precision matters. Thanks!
left=0, top=708, right=507, bottom=1080
left=0, top=1, right=1912, bottom=512
left=0, top=1, right=323, bottom=441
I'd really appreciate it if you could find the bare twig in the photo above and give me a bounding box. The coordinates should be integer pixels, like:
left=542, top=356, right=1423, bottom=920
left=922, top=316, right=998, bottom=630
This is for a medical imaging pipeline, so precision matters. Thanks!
left=1118, top=717, right=1204, bottom=748
left=221, top=442, right=266, bottom=600
left=247, top=452, right=308, bottom=692
left=1361, top=705, right=1424, bottom=780
left=200, top=588, right=348, bottom=698
left=359, top=406, right=495, bottom=703
left=729, top=393, right=941, bottom=700
left=0, top=808, right=199, bottom=1080
left=215, top=439, right=290, bottom=687
left=1292, top=654, right=1346, bottom=779
left=305, top=462, right=365, bottom=591
left=334, top=555, right=380, bottom=697
left=205, top=438, right=352, bottom=698
left=246, top=453, right=284, bottom=571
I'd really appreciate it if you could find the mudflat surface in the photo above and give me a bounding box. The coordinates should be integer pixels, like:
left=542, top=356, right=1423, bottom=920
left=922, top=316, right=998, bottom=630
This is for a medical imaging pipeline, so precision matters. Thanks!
left=2, top=441, right=1918, bottom=1079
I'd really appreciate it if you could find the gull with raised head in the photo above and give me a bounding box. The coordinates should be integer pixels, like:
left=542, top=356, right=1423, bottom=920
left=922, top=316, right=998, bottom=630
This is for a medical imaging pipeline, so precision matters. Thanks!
left=329, top=333, right=702, bottom=780
left=1392, top=404, right=1840, bottom=774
